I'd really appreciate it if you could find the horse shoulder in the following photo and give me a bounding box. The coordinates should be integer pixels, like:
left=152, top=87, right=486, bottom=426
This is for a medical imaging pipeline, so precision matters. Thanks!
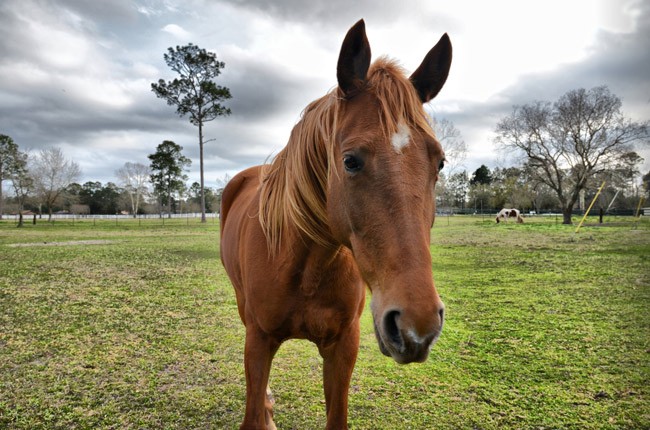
left=220, top=165, right=263, bottom=236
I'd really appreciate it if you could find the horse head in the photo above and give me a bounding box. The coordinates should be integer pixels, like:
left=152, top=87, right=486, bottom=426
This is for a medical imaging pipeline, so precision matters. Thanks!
left=327, top=20, right=451, bottom=364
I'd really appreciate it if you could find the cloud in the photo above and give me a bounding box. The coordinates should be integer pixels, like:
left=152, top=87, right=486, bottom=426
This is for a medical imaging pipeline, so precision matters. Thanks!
left=161, top=23, right=192, bottom=41
left=221, top=55, right=327, bottom=123
left=221, top=0, right=416, bottom=27
left=0, top=0, right=648, bottom=189
left=429, top=0, right=650, bottom=175
left=497, top=30, right=650, bottom=119
left=56, top=0, right=138, bottom=22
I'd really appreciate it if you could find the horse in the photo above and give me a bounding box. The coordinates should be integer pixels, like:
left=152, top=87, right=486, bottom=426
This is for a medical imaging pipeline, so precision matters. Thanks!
left=220, top=19, right=452, bottom=430
left=496, top=208, right=524, bottom=223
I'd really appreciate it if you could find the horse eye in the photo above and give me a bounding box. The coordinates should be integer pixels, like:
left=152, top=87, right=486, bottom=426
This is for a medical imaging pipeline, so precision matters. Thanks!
left=343, top=154, right=362, bottom=173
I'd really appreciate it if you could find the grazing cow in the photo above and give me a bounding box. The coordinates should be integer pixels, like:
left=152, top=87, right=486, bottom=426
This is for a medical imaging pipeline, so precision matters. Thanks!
left=496, top=208, right=524, bottom=223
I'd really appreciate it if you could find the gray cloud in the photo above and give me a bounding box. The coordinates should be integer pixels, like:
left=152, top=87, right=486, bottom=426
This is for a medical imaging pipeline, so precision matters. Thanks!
left=436, top=2, right=650, bottom=175
left=498, top=31, right=650, bottom=119
left=56, top=0, right=138, bottom=22
left=0, top=0, right=648, bottom=189
left=222, top=56, right=327, bottom=122
left=222, top=0, right=413, bottom=27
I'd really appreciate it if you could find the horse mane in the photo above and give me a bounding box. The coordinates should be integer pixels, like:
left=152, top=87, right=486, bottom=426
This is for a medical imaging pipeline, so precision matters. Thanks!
left=259, top=57, right=435, bottom=253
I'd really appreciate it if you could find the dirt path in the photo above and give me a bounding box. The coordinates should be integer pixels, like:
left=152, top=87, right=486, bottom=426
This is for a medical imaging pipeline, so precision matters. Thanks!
left=7, top=240, right=118, bottom=247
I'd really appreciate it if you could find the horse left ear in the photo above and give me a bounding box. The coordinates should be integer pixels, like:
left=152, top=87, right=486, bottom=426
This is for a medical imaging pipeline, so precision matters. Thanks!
left=410, top=33, right=452, bottom=103
left=337, top=19, right=372, bottom=98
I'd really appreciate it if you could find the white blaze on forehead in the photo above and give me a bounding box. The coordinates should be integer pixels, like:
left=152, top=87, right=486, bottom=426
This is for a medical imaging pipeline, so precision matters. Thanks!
left=391, top=122, right=411, bottom=152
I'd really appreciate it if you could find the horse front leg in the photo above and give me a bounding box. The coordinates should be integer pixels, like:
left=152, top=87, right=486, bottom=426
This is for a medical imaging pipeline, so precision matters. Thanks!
left=318, top=322, right=360, bottom=430
left=241, top=325, right=280, bottom=430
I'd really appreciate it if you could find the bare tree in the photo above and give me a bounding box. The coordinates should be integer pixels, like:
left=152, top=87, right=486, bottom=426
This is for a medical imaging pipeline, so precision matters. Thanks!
left=428, top=116, right=467, bottom=176
left=495, top=86, right=648, bottom=224
left=115, top=162, right=150, bottom=217
left=10, top=150, right=33, bottom=227
left=215, top=173, right=232, bottom=190
left=31, top=147, right=81, bottom=221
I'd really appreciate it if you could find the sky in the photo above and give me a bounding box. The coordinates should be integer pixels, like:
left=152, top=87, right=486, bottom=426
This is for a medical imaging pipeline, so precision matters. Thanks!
left=1, top=0, right=649, bottom=190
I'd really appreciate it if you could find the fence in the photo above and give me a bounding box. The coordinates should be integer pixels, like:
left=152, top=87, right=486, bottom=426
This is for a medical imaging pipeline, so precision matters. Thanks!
left=436, top=207, right=644, bottom=217
left=1, top=212, right=218, bottom=221
left=1, top=213, right=220, bottom=227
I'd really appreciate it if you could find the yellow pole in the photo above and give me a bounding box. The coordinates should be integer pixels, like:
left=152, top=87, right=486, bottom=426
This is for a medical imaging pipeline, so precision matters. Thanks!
left=633, top=196, right=645, bottom=230
left=575, top=181, right=606, bottom=234
left=634, top=196, right=645, bottom=218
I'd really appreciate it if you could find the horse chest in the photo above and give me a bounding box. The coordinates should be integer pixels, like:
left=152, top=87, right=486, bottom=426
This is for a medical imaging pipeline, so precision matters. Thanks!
left=292, top=288, right=365, bottom=343
left=260, top=271, right=365, bottom=343
left=271, top=251, right=365, bottom=339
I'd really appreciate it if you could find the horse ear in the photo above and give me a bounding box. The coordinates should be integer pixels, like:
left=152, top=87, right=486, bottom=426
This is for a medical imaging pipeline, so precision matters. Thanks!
left=337, top=19, right=371, bottom=98
left=410, top=33, right=452, bottom=103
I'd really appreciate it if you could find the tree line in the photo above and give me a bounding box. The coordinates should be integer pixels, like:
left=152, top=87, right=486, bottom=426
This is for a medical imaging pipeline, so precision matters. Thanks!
left=438, top=161, right=645, bottom=216
left=435, top=86, right=648, bottom=223
left=0, top=136, right=230, bottom=226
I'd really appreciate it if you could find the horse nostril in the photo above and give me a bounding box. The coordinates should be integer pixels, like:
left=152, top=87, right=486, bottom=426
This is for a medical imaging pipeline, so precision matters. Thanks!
left=383, top=310, right=402, bottom=347
left=438, top=307, right=445, bottom=325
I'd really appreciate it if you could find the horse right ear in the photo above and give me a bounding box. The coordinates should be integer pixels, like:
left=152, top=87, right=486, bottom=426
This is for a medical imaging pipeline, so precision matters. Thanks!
left=410, top=33, right=452, bottom=103
left=337, top=19, right=371, bottom=98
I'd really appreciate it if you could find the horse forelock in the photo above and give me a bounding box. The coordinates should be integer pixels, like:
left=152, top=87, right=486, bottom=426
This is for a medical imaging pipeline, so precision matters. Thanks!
left=259, top=57, right=435, bottom=254
left=366, top=57, right=435, bottom=142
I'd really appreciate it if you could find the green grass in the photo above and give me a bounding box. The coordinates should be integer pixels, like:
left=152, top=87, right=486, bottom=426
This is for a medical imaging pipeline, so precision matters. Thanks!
left=0, top=216, right=648, bottom=429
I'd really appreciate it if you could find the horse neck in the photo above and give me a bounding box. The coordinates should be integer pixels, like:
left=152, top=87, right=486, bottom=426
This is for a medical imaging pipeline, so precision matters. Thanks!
left=277, top=229, right=351, bottom=293
left=259, top=99, right=338, bottom=253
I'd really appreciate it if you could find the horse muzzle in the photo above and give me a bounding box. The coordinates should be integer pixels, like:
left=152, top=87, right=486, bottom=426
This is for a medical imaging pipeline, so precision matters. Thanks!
left=372, top=306, right=444, bottom=364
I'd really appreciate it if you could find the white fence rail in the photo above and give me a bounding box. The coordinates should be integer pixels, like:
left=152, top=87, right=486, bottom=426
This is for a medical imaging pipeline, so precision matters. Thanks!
left=1, top=212, right=219, bottom=221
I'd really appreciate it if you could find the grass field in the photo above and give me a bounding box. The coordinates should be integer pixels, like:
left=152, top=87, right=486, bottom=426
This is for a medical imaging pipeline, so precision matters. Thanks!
left=0, top=216, right=648, bottom=429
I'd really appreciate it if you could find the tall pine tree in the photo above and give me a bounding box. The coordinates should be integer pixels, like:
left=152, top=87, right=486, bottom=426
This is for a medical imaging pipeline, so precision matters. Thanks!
left=151, top=44, right=231, bottom=223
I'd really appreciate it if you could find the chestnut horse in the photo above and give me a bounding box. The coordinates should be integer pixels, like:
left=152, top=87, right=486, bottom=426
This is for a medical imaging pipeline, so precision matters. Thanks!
left=220, top=20, right=452, bottom=430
